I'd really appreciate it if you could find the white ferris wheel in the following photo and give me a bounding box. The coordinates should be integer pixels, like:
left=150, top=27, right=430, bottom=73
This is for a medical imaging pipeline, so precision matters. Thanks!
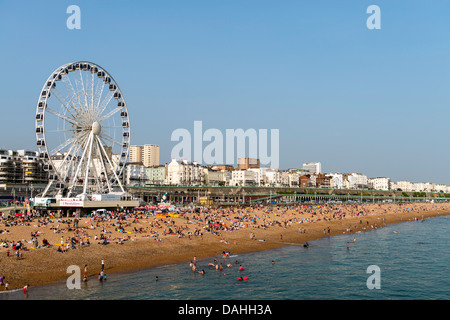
left=35, top=61, right=130, bottom=199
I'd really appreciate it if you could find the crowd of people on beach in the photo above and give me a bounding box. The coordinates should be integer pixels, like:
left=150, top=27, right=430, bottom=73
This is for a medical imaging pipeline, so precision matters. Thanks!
left=1, top=202, right=449, bottom=255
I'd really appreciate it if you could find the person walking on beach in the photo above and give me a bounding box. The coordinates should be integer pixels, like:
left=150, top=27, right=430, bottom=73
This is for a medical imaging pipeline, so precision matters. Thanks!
left=101, top=259, right=105, bottom=271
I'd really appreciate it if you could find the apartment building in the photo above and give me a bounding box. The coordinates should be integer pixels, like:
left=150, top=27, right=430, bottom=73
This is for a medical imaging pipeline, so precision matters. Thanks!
left=0, top=149, right=47, bottom=184
left=302, top=162, right=322, bottom=174
left=130, top=144, right=160, bottom=167
left=237, top=158, right=260, bottom=170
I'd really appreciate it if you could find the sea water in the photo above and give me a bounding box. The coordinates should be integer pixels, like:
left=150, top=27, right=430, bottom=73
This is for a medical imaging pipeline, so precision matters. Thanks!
left=2, top=214, right=450, bottom=300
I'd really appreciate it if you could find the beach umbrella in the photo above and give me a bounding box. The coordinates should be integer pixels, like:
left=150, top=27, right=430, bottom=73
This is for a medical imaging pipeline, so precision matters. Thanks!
left=14, top=213, right=23, bottom=217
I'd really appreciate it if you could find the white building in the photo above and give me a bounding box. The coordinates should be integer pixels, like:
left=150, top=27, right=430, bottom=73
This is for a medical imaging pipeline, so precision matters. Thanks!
left=230, top=170, right=259, bottom=186
left=412, top=182, right=425, bottom=192
left=391, top=181, right=450, bottom=193
left=204, top=169, right=231, bottom=186
left=412, top=182, right=435, bottom=192
left=423, top=182, right=435, bottom=192
left=248, top=167, right=281, bottom=186
left=165, top=159, right=205, bottom=186
left=346, top=173, right=368, bottom=189
left=263, top=168, right=281, bottom=186
left=125, top=163, right=148, bottom=185
left=434, top=184, right=447, bottom=193
left=390, top=181, right=398, bottom=191
left=396, top=180, right=414, bottom=192
left=327, top=173, right=344, bottom=189
left=368, top=177, right=391, bottom=191
left=302, top=162, right=321, bottom=174
left=280, top=171, right=300, bottom=187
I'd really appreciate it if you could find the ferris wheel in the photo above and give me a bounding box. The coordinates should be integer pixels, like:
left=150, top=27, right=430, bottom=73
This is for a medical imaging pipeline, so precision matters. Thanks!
left=35, top=61, right=130, bottom=198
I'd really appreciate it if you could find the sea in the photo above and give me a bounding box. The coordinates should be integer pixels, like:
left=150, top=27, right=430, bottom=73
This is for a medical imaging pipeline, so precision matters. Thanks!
left=2, top=214, right=450, bottom=300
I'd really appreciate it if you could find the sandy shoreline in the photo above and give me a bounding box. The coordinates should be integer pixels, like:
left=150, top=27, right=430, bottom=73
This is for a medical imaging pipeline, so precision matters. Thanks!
left=1, top=202, right=449, bottom=291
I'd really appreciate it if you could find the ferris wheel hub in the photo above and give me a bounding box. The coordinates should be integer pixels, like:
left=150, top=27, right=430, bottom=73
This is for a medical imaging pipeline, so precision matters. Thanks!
left=91, top=121, right=101, bottom=135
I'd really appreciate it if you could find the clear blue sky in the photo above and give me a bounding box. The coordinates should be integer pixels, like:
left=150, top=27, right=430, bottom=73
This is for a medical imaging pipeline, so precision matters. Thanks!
left=1, top=0, right=450, bottom=184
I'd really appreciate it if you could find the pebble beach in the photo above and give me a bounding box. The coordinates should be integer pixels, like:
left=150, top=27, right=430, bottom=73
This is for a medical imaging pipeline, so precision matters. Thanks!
left=1, top=201, right=449, bottom=292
